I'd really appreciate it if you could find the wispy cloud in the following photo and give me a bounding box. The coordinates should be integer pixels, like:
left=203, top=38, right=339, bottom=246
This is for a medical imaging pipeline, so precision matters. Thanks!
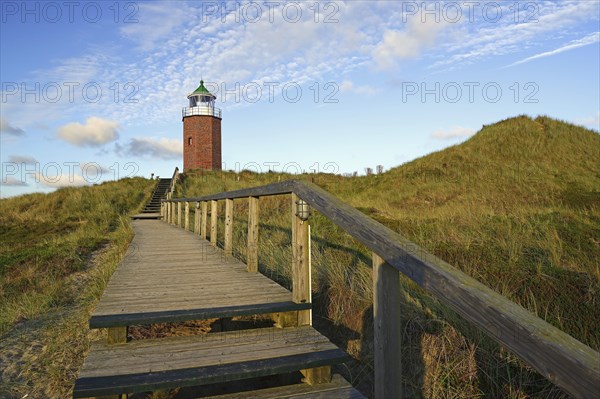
left=116, top=137, right=182, bottom=160
left=505, top=32, right=600, bottom=68
left=1, top=176, right=28, bottom=187
left=36, top=172, right=89, bottom=188
left=8, top=155, right=38, bottom=164
left=0, top=118, right=25, bottom=136
left=339, top=80, right=379, bottom=95
left=57, top=117, right=119, bottom=147
left=431, top=126, right=475, bottom=140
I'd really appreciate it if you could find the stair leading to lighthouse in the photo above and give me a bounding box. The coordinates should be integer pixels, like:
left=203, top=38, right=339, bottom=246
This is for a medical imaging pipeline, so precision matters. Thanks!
left=132, top=178, right=171, bottom=220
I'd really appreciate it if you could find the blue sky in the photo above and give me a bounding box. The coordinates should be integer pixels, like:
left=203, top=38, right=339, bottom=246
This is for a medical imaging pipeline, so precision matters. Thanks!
left=1, top=0, right=599, bottom=197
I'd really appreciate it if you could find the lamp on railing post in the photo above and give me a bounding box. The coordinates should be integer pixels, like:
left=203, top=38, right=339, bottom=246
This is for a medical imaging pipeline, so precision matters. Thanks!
left=295, top=198, right=310, bottom=221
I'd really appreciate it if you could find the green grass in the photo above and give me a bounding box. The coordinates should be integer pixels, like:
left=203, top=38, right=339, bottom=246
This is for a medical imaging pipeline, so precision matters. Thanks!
left=175, top=115, right=599, bottom=398
left=0, top=177, right=154, bottom=397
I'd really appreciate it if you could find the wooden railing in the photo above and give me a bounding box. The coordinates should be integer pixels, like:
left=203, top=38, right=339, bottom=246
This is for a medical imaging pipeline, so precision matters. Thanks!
left=160, top=180, right=599, bottom=399
left=166, top=167, right=179, bottom=200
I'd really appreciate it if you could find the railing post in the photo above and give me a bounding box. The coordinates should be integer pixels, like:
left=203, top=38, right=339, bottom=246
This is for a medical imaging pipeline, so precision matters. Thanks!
left=195, top=202, right=201, bottom=235
left=373, top=253, right=402, bottom=399
left=291, top=193, right=311, bottom=326
left=201, top=201, right=208, bottom=239
left=166, top=201, right=170, bottom=223
left=210, top=200, right=218, bottom=246
left=247, top=196, right=259, bottom=272
left=160, top=201, right=164, bottom=220
left=185, top=201, right=190, bottom=231
left=224, top=198, right=233, bottom=256
left=177, top=202, right=182, bottom=227
left=171, top=202, right=176, bottom=225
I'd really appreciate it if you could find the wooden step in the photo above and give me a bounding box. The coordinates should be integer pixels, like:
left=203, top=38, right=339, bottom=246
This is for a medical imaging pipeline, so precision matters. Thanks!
left=202, top=374, right=365, bottom=398
left=89, top=221, right=310, bottom=328
left=73, top=326, right=350, bottom=398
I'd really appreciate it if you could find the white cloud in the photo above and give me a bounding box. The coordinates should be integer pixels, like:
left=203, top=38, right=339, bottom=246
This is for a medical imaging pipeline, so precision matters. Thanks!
left=0, top=118, right=25, bottom=136
left=57, top=117, right=119, bottom=147
left=36, top=172, right=89, bottom=188
left=8, top=155, right=38, bottom=164
left=373, top=17, right=448, bottom=69
left=575, top=111, right=600, bottom=131
left=119, top=2, right=191, bottom=50
left=431, top=126, right=475, bottom=140
left=505, top=32, right=600, bottom=68
left=117, top=137, right=182, bottom=160
left=339, top=80, right=379, bottom=95
left=1, top=176, right=28, bottom=187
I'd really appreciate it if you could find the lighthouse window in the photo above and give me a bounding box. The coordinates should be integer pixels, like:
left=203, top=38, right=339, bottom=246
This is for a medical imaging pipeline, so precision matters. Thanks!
left=188, top=137, right=192, bottom=145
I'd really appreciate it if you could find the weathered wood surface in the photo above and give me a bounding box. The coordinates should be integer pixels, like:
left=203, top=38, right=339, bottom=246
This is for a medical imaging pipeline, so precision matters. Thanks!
left=210, top=200, right=218, bottom=246
left=73, top=326, right=349, bottom=398
left=184, top=201, right=190, bottom=231
left=224, top=198, right=233, bottom=256
left=172, top=179, right=600, bottom=398
left=201, top=201, right=208, bottom=239
left=90, top=220, right=307, bottom=328
left=373, top=253, right=401, bottom=399
left=201, top=374, right=364, bottom=399
left=291, top=194, right=311, bottom=327
left=247, top=196, right=259, bottom=273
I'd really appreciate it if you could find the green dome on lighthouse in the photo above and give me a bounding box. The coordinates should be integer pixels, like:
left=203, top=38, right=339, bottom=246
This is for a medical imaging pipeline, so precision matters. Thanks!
left=190, top=80, right=215, bottom=98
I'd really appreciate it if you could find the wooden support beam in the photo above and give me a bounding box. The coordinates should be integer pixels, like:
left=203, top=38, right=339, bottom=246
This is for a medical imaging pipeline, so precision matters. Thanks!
left=210, top=200, right=218, bottom=246
left=177, top=202, right=182, bottom=227
left=201, top=201, right=208, bottom=240
left=160, top=202, right=164, bottom=219
left=291, top=193, right=311, bottom=327
left=247, top=196, right=259, bottom=272
left=373, top=252, right=402, bottom=399
left=195, top=202, right=201, bottom=235
left=184, top=201, right=190, bottom=231
left=107, top=326, right=127, bottom=344
left=171, top=202, right=176, bottom=225
left=224, top=198, right=233, bottom=256
left=301, top=366, right=331, bottom=385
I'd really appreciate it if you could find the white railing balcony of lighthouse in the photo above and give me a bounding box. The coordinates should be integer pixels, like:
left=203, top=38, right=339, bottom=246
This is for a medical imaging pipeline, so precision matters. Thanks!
left=182, top=105, right=222, bottom=118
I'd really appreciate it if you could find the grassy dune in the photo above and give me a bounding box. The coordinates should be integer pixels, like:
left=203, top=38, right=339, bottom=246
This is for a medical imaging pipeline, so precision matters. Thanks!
left=0, top=177, right=154, bottom=397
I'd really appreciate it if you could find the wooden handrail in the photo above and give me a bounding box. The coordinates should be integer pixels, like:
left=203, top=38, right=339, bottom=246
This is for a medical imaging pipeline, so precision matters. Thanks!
left=161, top=179, right=599, bottom=398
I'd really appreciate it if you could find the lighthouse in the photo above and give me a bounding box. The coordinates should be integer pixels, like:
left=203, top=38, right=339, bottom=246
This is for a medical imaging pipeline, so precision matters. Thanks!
left=182, top=80, right=222, bottom=171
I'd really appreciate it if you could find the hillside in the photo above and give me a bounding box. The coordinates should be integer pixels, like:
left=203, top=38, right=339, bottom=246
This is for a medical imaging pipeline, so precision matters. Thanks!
left=0, top=178, right=155, bottom=397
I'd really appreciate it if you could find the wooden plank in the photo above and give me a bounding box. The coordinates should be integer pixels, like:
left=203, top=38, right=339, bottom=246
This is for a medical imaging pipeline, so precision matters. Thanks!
left=247, top=196, right=259, bottom=273
left=290, top=180, right=600, bottom=399
left=107, top=327, right=127, bottom=344
left=373, top=253, right=401, bottom=399
left=170, top=202, right=176, bottom=225
left=75, top=350, right=348, bottom=398
left=210, top=200, right=218, bottom=246
left=291, top=194, right=311, bottom=327
left=73, top=325, right=349, bottom=398
left=90, top=302, right=312, bottom=328
left=184, top=201, right=190, bottom=231
left=195, top=202, right=201, bottom=235
left=169, top=180, right=295, bottom=202
left=201, top=374, right=365, bottom=399
left=201, top=201, right=208, bottom=239
left=224, top=198, right=233, bottom=256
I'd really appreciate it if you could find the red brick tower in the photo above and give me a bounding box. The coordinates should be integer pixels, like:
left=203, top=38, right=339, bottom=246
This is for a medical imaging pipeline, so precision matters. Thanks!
left=182, top=80, right=222, bottom=171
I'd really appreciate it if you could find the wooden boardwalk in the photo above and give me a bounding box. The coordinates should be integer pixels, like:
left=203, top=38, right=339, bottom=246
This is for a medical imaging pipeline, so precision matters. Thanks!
left=74, top=219, right=361, bottom=398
